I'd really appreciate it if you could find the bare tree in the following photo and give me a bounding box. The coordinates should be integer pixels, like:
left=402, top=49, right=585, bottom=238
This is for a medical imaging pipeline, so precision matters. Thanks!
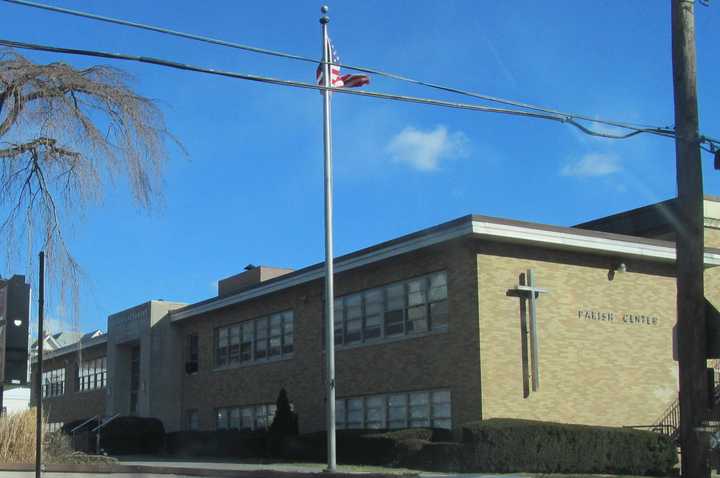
left=0, top=49, right=177, bottom=314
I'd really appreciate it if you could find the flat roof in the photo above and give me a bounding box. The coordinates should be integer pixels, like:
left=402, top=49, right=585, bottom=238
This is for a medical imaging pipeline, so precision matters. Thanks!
left=170, top=213, right=720, bottom=322
left=32, top=333, right=107, bottom=362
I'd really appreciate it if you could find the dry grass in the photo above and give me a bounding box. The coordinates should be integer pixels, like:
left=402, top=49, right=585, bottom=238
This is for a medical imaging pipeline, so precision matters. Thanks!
left=0, top=407, right=38, bottom=463
left=0, top=408, right=115, bottom=465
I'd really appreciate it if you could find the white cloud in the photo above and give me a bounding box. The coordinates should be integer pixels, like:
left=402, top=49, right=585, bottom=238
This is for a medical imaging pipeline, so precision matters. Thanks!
left=561, top=153, right=622, bottom=177
left=385, top=125, right=468, bottom=172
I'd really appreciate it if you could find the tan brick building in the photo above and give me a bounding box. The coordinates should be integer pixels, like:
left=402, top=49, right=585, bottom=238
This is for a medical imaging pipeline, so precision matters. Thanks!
left=31, top=197, right=720, bottom=435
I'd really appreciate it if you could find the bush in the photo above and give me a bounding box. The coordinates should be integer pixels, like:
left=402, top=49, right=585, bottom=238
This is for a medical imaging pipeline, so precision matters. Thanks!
left=268, top=388, right=299, bottom=456
left=165, top=429, right=267, bottom=458
left=280, top=428, right=448, bottom=465
left=462, top=418, right=677, bottom=476
left=400, top=441, right=465, bottom=472
left=99, top=416, right=164, bottom=455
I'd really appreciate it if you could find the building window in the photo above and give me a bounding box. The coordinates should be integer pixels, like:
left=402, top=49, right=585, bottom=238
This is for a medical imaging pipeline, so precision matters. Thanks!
left=333, top=271, right=448, bottom=347
left=215, top=311, right=294, bottom=368
left=336, top=389, right=451, bottom=430
left=186, top=409, right=199, bottom=431
left=47, top=422, right=64, bottom=433
left=185, top=334, right=199, bottom=374
left=77, top=357, right=107, bottom=391
left=42, top=368, right=65, bottom=398
left=216, top=403, right=277, bottom=431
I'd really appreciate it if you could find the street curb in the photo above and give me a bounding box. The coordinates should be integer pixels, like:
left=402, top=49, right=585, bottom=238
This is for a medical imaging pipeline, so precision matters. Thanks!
left=0, top=463, right=409, bottom=477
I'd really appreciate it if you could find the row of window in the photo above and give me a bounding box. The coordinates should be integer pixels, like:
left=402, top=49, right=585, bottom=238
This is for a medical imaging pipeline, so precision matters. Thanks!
left=333, top=271, right=448, bottom=346
left=77, top=357, right=107, bottom=391
left=215, top=311, right=294, bottom=367
left=42, top=368, right=65, bottom=398
left=41, top=357, right=108, bottom=397
left=336, top=389, right=452, bottom=430
left=215, top=403, right=277, bottom=431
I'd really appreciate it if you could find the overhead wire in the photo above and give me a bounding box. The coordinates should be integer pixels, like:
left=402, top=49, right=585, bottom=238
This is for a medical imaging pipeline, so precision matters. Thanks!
left=0, top=38, right=680, bottom=144
left=0, top=0, right=682, bottom=137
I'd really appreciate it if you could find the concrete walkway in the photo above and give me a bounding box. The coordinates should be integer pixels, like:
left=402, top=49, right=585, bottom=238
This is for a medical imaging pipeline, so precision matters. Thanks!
left=119, top=458, right=520, bottom=477
left=0, top=458, right=524, bottom=478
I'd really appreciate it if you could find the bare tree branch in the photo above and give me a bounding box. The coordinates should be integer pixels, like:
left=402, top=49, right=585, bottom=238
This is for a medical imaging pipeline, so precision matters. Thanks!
left=0, top=48, right=179, bottom=324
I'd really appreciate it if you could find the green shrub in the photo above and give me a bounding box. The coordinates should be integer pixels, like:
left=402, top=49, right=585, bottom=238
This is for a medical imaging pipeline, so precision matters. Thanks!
left=268, top=388, right=299, bottom=456
left=100, top=416, right=164, bottom=455
left=165, top=430, right=267, bottom=458
left=462, top=418, right=677, bottom=476
left=280, top=428, right=446, bottom=465
left=400, top=441, right=465, bottom=472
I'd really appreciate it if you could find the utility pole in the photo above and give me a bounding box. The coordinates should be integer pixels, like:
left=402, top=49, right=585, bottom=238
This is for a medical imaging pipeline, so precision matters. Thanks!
left=35, top=252, right=44, bottom=478
left=672, top=1, right=708, bottom=477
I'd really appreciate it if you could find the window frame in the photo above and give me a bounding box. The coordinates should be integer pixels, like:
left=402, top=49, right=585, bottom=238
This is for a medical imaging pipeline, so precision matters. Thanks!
left=335, top=389, right=452, bottom=431
left=77, top=356, right=107, bottom=392
left=330, top=271, right=449, bottom=349
left=213, top=310, right=294, bottom=369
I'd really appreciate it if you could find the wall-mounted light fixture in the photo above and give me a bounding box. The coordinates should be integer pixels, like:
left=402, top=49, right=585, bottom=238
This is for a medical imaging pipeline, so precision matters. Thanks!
left=608, top=261, right=628, bottom=281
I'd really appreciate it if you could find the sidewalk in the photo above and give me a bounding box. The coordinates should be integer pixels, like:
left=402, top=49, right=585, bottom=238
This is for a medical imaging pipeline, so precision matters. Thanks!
left=0, top=457, right=521, bottom=478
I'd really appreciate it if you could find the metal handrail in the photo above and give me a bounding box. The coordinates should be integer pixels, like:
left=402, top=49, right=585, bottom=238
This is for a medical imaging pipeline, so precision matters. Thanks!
left=91, top=413, right=119, bottom=433
left=70, top=415, right=98, bottom=434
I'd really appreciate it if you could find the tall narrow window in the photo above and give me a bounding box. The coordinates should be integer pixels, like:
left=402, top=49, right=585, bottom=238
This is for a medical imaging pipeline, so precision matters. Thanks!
left=333, top=299, right=344, bottom=346
left=240, top=322, right=253, bottom=362
left=217, top=328, right=229, bottom=366
left=269, top=314, right=283, bottom=358
left=388, top=393, right=407, bottom=429
left=428, top=272, right=448, bottom=330
left=409, top=391, right=431, bottom=427
left=254, top=318, right=268, bottom=360
left=346, top=398, right=363, bottom=428
left=406, top=279, right=428, bottom=333
left=385, top=284, right=406, bottom=336
left=344, top=294, right=363, bottom=344
left=363, top=289, right=383, bottom=340
left=186, top=334, right=199, bottom=374
left=282, top=312, right=294, bottom=354
left=430, top=390, right=452, bottom=429
left=335, top=400, right=346, bottom=430
left=228, top=326, right=241, bottom=363
left=365, top=395, right=386, bottom=429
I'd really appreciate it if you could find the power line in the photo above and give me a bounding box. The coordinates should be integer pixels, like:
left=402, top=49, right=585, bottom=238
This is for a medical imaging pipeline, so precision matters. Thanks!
left=0, top=38, right=680, bottom=144
left=0, top=0, right=681, bottom=136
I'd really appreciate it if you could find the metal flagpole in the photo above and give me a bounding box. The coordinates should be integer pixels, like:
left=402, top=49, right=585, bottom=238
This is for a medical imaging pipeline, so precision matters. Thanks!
left=319, top=5, right=337, bottom=472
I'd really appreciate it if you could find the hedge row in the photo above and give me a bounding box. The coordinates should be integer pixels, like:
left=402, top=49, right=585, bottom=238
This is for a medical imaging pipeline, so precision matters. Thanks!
left=79, top=416, right=677, bottom=476
left=166, top=430, right=268, bottom=458
left=461, top=418, right=677, bottom=476
left=279, top=428, right=448, bottom=465
left=98, top=416, right=165, bottom=455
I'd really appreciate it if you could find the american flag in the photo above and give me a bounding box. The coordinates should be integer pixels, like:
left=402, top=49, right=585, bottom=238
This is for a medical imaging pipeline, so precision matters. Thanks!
left=316, top=37, right=369, bottom=89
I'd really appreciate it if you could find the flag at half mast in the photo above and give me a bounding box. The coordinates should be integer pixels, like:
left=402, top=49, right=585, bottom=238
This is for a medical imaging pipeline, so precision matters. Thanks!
left=316, top=37, right=370, bottom=88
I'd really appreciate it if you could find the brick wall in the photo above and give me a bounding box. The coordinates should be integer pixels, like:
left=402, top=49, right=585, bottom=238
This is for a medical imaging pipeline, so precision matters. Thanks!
left=30, top=342, right=107, bottom=426
left=176, top=238, right=481, bottom=432
left=476, top=240, right=678, bottom=427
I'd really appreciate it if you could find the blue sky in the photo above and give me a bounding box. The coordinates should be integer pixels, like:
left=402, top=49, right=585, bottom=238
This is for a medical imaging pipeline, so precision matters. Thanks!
left=2, top=1, right=719, bottom=333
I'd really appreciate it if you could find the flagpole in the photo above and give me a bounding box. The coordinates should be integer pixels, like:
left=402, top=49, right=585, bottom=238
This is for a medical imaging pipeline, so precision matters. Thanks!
left=319, top=5, right=337, bottom=473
